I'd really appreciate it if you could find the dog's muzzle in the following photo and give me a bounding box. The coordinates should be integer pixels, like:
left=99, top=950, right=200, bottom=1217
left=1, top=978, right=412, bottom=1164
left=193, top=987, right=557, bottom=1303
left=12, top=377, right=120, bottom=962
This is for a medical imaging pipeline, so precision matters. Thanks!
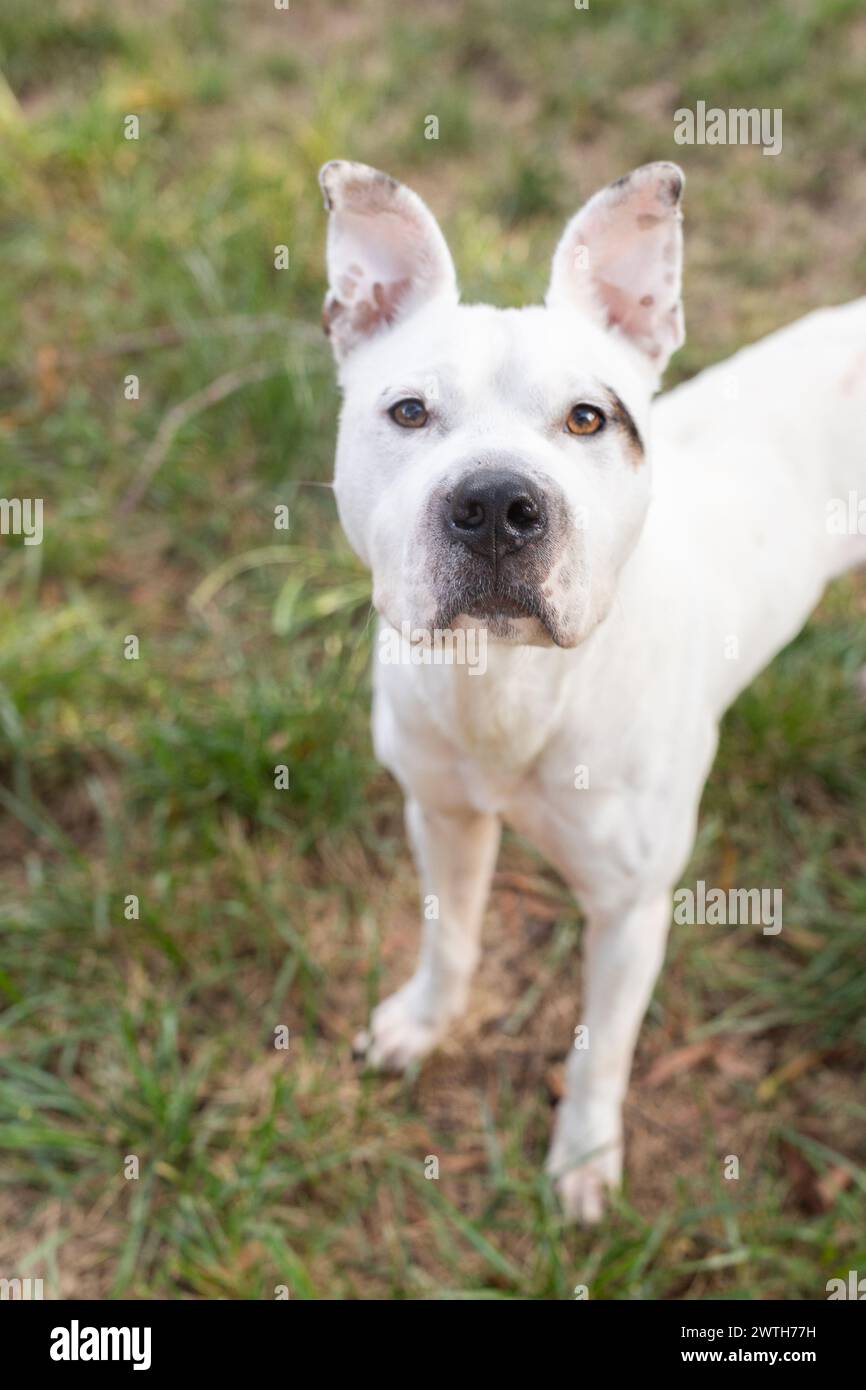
left=426, top=467, right=569, bottom=641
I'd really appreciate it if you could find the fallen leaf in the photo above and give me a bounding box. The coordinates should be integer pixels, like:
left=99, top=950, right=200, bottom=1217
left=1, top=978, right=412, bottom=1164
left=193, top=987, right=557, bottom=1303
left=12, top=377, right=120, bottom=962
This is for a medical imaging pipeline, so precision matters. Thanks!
left=816, top=1166, right=853, bottom=1208
left=644, top=1039, right=715, bottom=1087
left=546, top=1064, right=565, bottom=1101
left=780, top=1139, right=824, bottom=1214
left=714, top=1045, right=765, bottom=1081
left=36, top=345, right=62, bottom=412
left=442, top=1151, right=489, bottom=1174
left=757, top=1049, right=826, bottom=1102
left=494, top=871, right=561, bottom=901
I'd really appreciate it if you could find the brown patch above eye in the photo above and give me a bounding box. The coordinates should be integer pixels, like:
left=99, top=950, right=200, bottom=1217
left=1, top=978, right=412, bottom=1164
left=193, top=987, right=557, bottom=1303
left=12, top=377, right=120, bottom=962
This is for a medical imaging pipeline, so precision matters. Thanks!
left=601, top=385, right=645, bottom=465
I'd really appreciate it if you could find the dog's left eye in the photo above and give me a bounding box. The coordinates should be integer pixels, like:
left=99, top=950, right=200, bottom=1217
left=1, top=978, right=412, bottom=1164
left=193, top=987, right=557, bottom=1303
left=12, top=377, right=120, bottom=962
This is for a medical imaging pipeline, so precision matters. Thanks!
left=389, top=398, right=429, bottom=429
left=566, top=404, right=605, bottom=436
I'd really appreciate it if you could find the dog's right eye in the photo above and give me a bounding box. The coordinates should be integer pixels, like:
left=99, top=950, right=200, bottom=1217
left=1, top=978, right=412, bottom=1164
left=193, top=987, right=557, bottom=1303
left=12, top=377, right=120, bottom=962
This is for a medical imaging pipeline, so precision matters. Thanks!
left=389, top=398, right=428, bottom=429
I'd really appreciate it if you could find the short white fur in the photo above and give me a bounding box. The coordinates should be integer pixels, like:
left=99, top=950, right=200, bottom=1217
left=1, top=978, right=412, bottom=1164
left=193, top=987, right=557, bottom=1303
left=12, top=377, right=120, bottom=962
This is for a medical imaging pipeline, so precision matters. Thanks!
left=320, top=158, right=866, bottom=1222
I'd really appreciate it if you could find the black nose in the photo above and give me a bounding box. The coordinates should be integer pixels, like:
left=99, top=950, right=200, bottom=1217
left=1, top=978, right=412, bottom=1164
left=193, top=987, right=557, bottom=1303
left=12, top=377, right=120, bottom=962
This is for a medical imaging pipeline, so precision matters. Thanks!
left=447, top=469, right=547, bottom=561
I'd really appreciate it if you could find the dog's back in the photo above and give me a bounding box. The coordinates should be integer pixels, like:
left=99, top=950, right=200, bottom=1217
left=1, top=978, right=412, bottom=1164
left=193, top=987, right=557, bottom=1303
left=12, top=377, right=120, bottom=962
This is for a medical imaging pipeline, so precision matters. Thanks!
left=648, top=298, right=866, bottom=711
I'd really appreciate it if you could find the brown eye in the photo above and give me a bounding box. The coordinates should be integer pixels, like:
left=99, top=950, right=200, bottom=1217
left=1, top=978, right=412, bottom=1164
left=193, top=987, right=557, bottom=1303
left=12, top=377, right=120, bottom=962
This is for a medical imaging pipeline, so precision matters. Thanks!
left=389, top=398, right=428, bottom=429
left=566, top=404, right=605, bottom=436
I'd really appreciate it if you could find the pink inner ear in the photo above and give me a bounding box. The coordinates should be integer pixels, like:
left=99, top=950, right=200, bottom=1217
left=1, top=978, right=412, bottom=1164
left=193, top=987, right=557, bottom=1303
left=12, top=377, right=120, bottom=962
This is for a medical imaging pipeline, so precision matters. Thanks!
left=325, top=210, right=423, bottom=354
left=325, top=211, right=428, bottom=353
left=552, top=167, right=685, bottom=369
left=335, top=210, right=425, bottom=286
left=324, top=176, right=456, bottom=358
left=596, top=278, right=642, bottom=333
left=583, top=203, right=682, bottom=360
left=325, top=276, right=413, bottom=342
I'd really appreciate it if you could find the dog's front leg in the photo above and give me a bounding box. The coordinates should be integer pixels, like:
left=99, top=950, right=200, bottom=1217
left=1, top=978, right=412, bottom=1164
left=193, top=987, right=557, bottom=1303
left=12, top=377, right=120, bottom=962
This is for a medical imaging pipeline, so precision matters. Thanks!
left=356, top=799, right=501, bottom=1072
left=547, top=890, right=672, bottom=1223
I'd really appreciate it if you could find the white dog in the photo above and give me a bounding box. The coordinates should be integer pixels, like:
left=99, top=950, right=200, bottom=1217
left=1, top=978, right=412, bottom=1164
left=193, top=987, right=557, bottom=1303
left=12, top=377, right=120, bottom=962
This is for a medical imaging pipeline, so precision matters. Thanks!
left=319, top=158, right=866, bottom=1221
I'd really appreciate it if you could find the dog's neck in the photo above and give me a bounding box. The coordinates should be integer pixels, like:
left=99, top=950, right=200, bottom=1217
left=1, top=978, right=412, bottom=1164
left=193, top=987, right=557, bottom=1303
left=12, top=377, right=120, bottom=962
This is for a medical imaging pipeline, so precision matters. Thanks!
left=421, top=615, right=609, bottom=773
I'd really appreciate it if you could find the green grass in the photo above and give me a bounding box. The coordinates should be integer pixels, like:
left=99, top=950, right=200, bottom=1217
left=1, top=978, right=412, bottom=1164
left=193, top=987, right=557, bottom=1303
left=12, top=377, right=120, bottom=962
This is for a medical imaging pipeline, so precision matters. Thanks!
left=1, top=0, right=865, bottom=1300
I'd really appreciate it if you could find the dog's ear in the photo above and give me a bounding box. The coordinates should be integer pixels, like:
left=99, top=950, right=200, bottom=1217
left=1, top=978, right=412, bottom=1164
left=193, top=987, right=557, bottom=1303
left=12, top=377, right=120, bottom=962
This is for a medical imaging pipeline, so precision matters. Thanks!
left=546, top=162, right=685, bottom=380
left=319, top=161, right=458, bottom=362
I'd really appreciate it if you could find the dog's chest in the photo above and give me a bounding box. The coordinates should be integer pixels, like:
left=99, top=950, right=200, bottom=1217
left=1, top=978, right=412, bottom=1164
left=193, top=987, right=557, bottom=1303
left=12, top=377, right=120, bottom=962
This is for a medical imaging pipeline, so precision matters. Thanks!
left=419, top=654, right=573, bottom=812
left=454, top=674, right=545, bottom=760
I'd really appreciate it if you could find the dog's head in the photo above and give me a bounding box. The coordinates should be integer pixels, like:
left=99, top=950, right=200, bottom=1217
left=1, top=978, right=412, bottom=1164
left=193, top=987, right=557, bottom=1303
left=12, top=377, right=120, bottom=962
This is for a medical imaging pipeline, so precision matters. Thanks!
left=321, top=160, right=684, bottom=648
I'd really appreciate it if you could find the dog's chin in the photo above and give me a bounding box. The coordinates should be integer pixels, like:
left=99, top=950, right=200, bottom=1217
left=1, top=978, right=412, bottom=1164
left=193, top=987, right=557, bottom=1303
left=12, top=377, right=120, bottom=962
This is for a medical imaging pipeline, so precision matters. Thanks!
left=450, top=609, right=557, bottom=647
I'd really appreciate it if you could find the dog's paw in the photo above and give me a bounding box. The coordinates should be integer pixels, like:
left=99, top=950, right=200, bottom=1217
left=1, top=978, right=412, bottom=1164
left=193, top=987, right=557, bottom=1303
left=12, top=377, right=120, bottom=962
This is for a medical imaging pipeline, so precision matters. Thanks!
left=547, top=1143, right=622, bottom=1225
left=353, top=983, right=449, bottom=1073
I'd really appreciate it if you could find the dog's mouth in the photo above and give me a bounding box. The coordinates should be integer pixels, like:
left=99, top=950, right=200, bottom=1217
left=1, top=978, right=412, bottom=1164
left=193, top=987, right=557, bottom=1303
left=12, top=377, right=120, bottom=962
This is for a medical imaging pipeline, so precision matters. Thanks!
left=435, top=580, right=563, bottom=645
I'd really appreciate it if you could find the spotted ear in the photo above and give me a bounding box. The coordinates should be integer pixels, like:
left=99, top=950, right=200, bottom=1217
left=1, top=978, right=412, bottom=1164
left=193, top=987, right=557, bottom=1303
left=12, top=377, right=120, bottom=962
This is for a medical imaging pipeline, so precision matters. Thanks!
left=546, top=162, right=685, bottom=381
left=319, top=160, right=458, bottom=363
